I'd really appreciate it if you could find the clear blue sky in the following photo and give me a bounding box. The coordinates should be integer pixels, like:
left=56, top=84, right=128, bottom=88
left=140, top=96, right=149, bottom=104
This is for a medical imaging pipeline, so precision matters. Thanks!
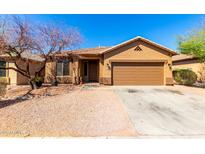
left=2, top=14, right=205, bottom=51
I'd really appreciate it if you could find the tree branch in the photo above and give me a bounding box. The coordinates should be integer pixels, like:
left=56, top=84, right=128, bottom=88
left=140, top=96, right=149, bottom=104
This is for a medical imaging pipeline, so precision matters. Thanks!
left=4, top=49, right=28, bottom=74
left=0, top=67, right=30, bottom=78
left=26, top=60, right=30, bottom=76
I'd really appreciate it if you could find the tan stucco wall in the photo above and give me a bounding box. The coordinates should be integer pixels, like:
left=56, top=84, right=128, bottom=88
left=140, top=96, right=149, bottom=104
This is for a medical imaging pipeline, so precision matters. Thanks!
left=44, top=60, right=73, bottom=84
left=45, top=62, right=56, bottom=83
left=72, top=57, right=80, bottom=84
left=99, top=56, right=104, bottom=84
left=102, top=40, right=173, bottom=85
left=8, top=62, right=17, bottom=85
left=15, top=60, right=44, bottom=85
left=0, top=62, right=11, bottom=84
left=0, top=60, right=44, bottom=85
left=173, top=62, right=205, bottom=81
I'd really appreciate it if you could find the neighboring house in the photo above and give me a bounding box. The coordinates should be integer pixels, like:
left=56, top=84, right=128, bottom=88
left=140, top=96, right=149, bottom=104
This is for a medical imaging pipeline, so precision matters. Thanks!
left=173, top=54, right=205, bottom=82
left=1, top=36, right=177, bottom=86
left=0, top=52, right=44, bottom=85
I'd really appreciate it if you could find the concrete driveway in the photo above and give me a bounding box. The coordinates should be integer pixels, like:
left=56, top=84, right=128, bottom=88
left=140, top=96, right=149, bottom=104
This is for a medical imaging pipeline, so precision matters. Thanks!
left=113, top=85, right=205, bottom=137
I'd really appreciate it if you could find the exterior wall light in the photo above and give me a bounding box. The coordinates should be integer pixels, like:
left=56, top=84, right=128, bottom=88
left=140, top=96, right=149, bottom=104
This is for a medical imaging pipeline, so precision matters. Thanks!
left=168, top=63, right=172, bottom=70
left=107, top=63, right=111, bottom=70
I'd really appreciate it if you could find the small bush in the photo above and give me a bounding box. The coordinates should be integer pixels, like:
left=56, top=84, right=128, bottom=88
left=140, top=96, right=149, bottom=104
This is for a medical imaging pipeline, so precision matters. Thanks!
left=173, top=69, right=197, bottom=85
left=34, top=76, right=44, bottom=88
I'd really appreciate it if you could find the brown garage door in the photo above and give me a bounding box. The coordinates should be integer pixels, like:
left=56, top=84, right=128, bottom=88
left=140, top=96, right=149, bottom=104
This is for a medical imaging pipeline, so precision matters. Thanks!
left=112, top=62, right=164, bottom=85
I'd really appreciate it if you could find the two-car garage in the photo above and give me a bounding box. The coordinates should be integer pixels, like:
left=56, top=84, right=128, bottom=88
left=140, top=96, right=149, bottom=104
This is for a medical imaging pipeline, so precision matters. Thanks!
left=112, top=62, right=164, bottom=85
left=102, top=36, right=177, bottom=86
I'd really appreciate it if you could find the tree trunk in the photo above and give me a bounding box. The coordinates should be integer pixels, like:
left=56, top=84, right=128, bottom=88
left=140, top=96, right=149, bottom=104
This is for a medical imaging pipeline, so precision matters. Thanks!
left=52, top=76, right=58, bottom=86
left=29, top=80, right=37, bottom=90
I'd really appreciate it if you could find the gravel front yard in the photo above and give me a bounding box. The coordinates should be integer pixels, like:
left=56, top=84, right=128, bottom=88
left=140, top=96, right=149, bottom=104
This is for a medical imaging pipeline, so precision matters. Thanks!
left=0, top=85, right=136, bottom=137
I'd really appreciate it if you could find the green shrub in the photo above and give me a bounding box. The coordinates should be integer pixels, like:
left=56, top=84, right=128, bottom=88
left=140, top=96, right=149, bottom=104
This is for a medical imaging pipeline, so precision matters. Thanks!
left=173, top=69, right=197, bottom=85
left=34, top=75, right=44, bottom=83
left=34, top=76, right=44, bottom=88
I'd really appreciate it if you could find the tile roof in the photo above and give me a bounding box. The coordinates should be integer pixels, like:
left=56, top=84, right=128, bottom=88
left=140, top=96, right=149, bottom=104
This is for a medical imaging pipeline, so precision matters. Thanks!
left=55, top=47, right=110, bottom=57
left=0, top=51, right=45, bottom=62
left=71, top=47, right=110, bottom=55
left=21, top=52, right=45, bottom=62
left=172, top=54, right=195, bottom=62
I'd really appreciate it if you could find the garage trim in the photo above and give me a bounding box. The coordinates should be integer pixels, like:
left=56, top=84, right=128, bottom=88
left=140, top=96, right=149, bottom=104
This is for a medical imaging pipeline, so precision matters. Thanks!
left=109, top=59, right=168, bottom=63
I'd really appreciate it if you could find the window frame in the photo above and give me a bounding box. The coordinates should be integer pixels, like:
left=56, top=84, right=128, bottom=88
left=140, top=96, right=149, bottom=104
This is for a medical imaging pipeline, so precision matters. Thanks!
left=56, top=60, right=70, bottom=77
left=0, top=61, right=6, bottom=77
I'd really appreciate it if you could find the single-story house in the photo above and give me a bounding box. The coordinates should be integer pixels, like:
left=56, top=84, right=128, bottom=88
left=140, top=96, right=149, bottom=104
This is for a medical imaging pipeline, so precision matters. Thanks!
left=173, top=54, right=205, bottom=82
left=45, top=36, right=177, bottom=85
left=1, top=36, right=177, bottom=86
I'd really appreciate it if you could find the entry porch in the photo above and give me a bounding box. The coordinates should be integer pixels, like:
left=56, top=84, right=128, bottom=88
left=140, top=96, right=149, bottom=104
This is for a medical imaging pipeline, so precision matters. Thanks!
left=74, top=55, right=102, bottom=84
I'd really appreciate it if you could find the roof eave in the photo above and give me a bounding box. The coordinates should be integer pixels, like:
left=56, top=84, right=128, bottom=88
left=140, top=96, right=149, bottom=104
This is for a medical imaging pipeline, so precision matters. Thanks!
left=100, top=36, right=178, bottom=56
left=173, top=57, right=198, bottom=62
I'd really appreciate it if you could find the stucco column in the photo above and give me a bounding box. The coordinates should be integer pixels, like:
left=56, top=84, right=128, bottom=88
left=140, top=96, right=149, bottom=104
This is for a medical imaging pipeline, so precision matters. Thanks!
left=72, top=57, right=80, bottom=84
left=45, top=61, right=56, bottom=83
left=164, top=57, right=173, bottom=85
left=99, top=56, right=104, bottom=84
left=8, top=62, right=17, bottom=85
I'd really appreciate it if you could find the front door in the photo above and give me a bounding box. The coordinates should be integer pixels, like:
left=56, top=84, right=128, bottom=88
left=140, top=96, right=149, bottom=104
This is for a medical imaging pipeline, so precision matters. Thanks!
left=83, top=61, right=89, bottom=82
left=88, top=61, right=98, bottom=82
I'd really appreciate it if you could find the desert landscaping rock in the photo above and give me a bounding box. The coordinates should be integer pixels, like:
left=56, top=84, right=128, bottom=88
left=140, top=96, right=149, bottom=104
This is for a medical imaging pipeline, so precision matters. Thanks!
left=0, top=85, right=137, bottom=137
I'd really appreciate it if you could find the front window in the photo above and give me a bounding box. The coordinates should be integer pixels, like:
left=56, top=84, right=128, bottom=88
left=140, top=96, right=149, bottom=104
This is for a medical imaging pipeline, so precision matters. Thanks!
left=0, top=61, right=6, bottom=77
left=56, top=60, right=70, bottom=76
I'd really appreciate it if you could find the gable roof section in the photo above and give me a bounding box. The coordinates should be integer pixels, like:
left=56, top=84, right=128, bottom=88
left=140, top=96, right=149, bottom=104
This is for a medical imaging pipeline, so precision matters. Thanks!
left=100, top=36, right=177, bottom=56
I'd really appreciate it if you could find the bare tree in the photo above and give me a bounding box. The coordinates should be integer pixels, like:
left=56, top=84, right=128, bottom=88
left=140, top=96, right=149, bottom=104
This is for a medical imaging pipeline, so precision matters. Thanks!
left=35, top=24, right=81, bottom=81
left=0, top=16, right=82, bottom=89
left=0, top=16, right=37, bottom=81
